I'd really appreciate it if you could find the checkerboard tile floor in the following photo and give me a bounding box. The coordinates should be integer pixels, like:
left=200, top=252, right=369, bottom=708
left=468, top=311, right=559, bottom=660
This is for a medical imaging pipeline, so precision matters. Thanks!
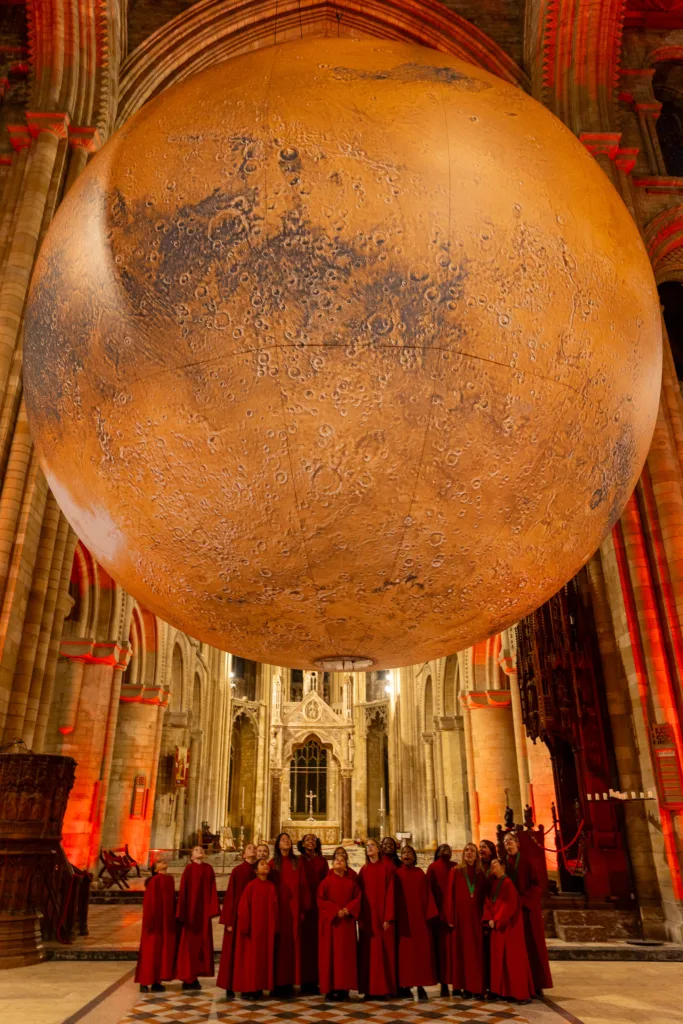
left=118, top=992, right=530, bottom=1024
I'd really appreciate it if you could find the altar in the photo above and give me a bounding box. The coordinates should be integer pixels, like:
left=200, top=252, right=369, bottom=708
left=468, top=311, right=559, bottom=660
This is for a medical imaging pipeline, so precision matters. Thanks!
left=282, top=821, right=341, bottom=845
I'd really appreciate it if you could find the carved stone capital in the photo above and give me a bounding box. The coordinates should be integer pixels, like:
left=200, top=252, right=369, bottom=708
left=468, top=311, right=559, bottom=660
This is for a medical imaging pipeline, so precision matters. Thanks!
left=60, top=637, right=131, bottom=671
left=579, top=131, right=621, bottom=160
left=7, top=124, right=31, bottom=152
left=26, top=111, right=70, bottom=139
left=69, top=125, right=102, bottom=153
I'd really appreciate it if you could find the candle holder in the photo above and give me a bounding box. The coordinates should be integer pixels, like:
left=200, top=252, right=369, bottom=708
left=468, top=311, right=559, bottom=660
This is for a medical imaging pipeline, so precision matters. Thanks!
left=238, top=824, right=245, bottom=853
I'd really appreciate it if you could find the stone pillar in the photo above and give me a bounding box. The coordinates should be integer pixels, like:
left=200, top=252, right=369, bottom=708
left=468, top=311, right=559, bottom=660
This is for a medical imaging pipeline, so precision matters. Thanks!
left=31, top=526, right=78, bottom=752
left=461, top=697, right=479, bottom=844
left=499, top=645, right=532, bottom=810
left=464, top=691, right=521, bottom=844
left=341, top=770, right=353, bottom=840
left=184, top=728, right=203, bottom=847
left=50, top=640, right=131, bottom=869
left=433, top=729, right=448, bottom=840
left=422, top=733, right=437, bottom=847
left=635, top=101, right=666, bottom=175
left=101, top=669, right=168, bottom=866
left=65, top=126, right=101, bottom=195
left=0, top=113, right=69, bottom=396
left=270, top=770, right=282, bottom=840
left=579, top=132, right=621, bottom=186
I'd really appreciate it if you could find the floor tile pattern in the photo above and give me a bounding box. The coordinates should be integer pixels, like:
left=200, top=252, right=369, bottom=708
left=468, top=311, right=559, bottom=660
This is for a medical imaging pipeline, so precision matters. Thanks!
left=118, top=994, right=529, bottom=1024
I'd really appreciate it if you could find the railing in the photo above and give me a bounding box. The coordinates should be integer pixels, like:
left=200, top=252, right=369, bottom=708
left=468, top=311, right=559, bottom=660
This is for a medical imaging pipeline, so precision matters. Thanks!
left=149, top=847, right=245, bottom=872
left=39, top=843, right=90, bottom=944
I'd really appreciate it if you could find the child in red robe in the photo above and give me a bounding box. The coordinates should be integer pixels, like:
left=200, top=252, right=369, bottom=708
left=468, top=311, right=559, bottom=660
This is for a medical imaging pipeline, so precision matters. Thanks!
left=333, top=846, right=357, bottom=879
left=426, top=843, right=454, bottom=996
left=255, top=842, right=271, bottom=863
left=446, top=842, right=486, bottom=998
left=268, top=831, right=309, bottom=997
left=217, top=843, right=257, bottom=998
left=483, top=859, right=535, bottom=1004
left=135, top=859, right=176, bottom=993
left=233, top=858, right=279, bottom=1000
left=503, top=832, right=553, bottom=995
left=175, top=845, right=220, bottom=990
left=358, top=838, right=396, bottom=1000
left=395, top=844, right=438, bottom=1000
left=317, top=852, right=361, bottom=1001
left=298, top=832, right=329, bottom=994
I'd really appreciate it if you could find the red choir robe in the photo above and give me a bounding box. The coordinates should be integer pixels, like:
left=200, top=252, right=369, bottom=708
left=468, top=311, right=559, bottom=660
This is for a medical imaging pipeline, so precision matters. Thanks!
left=135, top=872, right=176, bottom=986
left=507, top=853, right=553, bottom=992
left=358, top=859, right=397, bottom=996
left=426, top=857, right=454, bottom=984
left=395, top=865, right=438, bottom=988
left=175, top=861, right=220, bottom=981
left=300, top=853, right=329, bottom=985
left=446, top=866, right=485, bottom=994
left=268, top=856, right=309, bottom=985
left=216, top=860, right=256, bottom=989
left=483, top=876, right=535, bottom=1002
left=317, top=871, right=361, bottom=993
left=233, top=878, right=279, bottom=993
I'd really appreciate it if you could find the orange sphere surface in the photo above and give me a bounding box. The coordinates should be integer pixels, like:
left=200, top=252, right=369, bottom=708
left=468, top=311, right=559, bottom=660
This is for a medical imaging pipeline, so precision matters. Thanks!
left=24, top=38, right=661, bottom=670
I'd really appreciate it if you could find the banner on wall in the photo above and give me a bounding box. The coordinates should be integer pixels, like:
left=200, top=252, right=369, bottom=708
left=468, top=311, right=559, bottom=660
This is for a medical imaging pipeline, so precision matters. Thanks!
left=175, top=745, right=190, bottom=788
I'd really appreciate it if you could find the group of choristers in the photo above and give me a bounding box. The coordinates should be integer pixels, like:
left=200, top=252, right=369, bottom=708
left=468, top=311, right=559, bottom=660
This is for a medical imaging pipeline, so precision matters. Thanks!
left=135, top=830, right=552, bottom=1005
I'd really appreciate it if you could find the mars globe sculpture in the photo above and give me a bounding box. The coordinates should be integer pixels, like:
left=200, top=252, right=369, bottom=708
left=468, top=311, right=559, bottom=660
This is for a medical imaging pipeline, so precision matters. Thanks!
left=24, top=38, right=661, bottom=670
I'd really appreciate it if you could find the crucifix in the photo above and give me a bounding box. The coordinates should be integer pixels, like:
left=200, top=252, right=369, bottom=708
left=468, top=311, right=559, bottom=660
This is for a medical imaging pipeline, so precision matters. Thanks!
left=306, top=789, right=317, bottom=820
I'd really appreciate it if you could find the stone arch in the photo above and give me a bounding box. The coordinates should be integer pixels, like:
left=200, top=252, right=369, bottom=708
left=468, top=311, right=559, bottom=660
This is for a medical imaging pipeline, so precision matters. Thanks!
left=645, top=45, right=683, bottom=71
left=116, top=0, right=527, bottom=128
left=282, top=727, right=342, bottom=767
left=192, top=672, right=203, bottom=729
left=125, top=605, right=144, bottom=689
left=170, top=641, right=186, bottom=713
left=62, top=541, right=93, bottom=638
left=644, top=206, right=683, bottom=283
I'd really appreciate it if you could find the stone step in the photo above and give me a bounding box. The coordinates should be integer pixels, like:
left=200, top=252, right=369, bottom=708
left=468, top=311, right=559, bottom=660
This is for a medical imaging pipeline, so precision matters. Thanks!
left=45, top=941, right=683, bottom=962
left=552, top=908, right=639, bottom=942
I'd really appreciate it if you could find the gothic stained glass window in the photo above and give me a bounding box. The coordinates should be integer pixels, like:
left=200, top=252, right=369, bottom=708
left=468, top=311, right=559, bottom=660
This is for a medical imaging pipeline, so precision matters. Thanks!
left=290, top=738, right=327, bottom=817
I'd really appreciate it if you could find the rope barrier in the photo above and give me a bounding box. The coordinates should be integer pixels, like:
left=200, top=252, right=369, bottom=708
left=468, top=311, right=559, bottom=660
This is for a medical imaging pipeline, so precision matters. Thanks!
left=528, top=819, right=584, bottom=855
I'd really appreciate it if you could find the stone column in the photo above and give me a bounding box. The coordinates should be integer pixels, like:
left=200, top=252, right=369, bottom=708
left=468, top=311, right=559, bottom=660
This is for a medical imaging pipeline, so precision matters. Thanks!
left=31, top=527, right=78, bottom=752
left=50, top=640, right=131, bottom=869
left=499, top=645, right=532, bottom=810
left=422, top=733, right=437, bottom=847
left=0, top=113, right=69, bottom=396
left=101, top=698, right=162, bottom=863
left=635, top=101, right=666, bottom=175
left=579, top=132, right=621, bottom=186
left=460, top=697, right=478, bottom=843
left=433, top=728, right=448, bottom=840
left=270, top=770, right=282, bottom=840
left=184, top=728, right=203, bottom=847
left=341, top=770, right=353, bottom=840
left=464, top=691, right=521, bottom=844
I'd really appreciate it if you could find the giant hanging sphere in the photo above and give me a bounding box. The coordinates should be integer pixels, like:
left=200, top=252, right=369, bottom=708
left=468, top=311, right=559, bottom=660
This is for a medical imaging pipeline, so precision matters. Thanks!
left=24, top=37, right=661, bottom=670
